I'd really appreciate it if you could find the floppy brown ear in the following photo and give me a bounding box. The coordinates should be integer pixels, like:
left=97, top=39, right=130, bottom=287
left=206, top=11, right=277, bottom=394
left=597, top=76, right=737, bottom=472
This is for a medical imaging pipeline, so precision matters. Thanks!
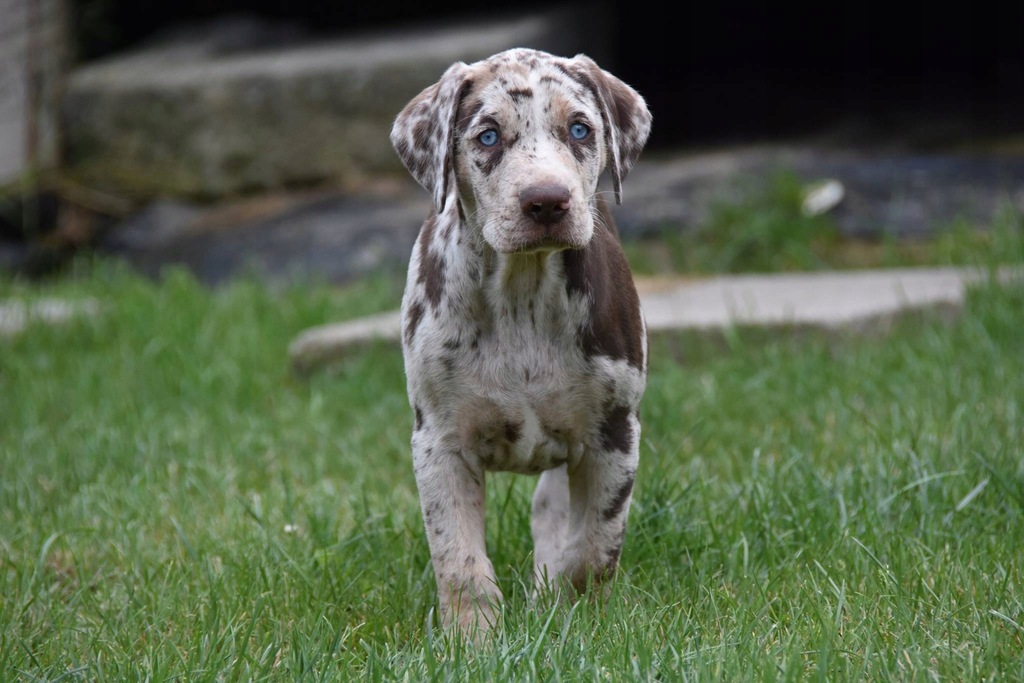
left=390, top=62, right=471, bottom=212
left=570, top=55, right=652, bottom=204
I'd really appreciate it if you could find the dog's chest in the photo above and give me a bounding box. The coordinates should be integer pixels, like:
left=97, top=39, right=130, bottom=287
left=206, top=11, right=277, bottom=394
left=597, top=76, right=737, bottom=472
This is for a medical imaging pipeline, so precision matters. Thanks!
left=412, top=282, right=611, bottom=474
left=453, top=330, right=601, bottom=474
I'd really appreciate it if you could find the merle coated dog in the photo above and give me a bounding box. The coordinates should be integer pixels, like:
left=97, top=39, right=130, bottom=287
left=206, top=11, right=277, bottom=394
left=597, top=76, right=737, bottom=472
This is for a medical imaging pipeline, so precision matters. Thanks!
left=391, top=47, right=652, bottom=634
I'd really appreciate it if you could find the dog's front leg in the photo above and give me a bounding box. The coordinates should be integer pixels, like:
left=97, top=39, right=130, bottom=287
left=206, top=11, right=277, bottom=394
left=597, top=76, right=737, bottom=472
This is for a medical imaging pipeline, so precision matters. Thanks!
left=413, top=437, right=502, bottom=635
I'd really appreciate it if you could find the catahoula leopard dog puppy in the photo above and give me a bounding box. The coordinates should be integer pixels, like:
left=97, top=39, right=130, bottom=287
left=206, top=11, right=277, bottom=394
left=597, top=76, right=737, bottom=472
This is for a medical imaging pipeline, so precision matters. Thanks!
left=391, top=48, right=652, bottom=634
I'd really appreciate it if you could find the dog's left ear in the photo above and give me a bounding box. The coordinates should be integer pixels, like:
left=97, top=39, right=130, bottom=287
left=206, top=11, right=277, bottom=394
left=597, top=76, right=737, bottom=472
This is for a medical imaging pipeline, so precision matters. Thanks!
left=570, top=55, right=653, bottom=204
left=391, top=62, right=471, bottom=213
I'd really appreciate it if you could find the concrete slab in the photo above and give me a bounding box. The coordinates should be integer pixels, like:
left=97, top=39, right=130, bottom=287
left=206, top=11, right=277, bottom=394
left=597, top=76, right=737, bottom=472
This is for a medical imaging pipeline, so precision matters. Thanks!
left=287, top=266, right=1022, bottom=372
left=640, top=266, right=1020, bottom=330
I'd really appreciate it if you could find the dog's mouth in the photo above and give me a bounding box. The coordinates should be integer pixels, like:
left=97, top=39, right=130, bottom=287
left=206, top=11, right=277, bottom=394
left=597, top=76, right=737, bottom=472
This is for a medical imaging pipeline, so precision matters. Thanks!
left=498, top=217, right=592, bottom=254
left=507, top=235, right=584, bottom=254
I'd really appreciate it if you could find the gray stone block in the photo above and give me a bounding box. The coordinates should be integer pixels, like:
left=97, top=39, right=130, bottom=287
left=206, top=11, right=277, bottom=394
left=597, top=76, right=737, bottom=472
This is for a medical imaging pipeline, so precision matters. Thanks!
left=62, top=8, right=608, bottom=198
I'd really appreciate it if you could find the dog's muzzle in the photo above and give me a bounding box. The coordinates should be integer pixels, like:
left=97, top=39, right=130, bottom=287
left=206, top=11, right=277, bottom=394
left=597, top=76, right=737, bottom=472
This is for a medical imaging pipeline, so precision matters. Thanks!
left=513, top=183, right=583, bottom=252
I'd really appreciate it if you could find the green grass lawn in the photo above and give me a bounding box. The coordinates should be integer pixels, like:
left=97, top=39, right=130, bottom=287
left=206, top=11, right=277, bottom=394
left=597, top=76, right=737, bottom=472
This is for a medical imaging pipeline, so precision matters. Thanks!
left=2, top=262, right=1023, bottom=681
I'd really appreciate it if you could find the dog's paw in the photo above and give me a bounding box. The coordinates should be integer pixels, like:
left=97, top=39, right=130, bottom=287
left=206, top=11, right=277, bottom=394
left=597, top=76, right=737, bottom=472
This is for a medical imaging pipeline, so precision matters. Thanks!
left=439, top=580, right=503, bottom=640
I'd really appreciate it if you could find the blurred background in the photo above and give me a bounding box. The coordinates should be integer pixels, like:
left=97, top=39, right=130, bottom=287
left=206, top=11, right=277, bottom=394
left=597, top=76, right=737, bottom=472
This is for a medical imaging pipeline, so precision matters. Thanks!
left=2, top=0, right=1023, bottom=283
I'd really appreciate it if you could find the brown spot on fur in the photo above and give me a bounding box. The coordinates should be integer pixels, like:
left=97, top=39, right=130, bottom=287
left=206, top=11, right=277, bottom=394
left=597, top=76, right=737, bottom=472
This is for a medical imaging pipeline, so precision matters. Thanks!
left=562, top=199, right=644, bottom=368
left=405, top=301, right=425, bottom=344
left=603, top=526, right=628, bottom=575
left=478, top=142, right=507, bottom=176
left=602, top=472, right=636, bottom=520
left=417, top=216, right=445, bottom=308
left=457, top=96, right=484, bottom=134
left=550, top=62, right=595, bottom=100
left=456, top=396, right=504, bottom=451
left=418, top=215, right=436, bottom=251
left=599, top=405, right=633, bottom=453
left=605, top=543, right=623, bottom=570
left=441, top=355, right=456, bottom=373
left=414, top=405, right=424, bottom=431
left=539, top=74, right=568, bottom=86
left=508, top=87, right=533, bottom=100
left=413, top=118, right=433, bottom=149
left=504, top=421, right=522, bottom=443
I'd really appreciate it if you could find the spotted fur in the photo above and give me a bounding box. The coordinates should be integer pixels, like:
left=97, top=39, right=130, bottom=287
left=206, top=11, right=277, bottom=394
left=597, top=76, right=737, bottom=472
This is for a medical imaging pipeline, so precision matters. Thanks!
left=391, top=48, right=652, bottom=637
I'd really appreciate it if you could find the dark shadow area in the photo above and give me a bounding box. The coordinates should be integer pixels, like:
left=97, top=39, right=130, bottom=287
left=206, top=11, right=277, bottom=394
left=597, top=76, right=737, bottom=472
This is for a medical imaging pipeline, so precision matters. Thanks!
left=611, top=3, right=1024, bottom=148
left=73, top=1, right=1024, bottom=148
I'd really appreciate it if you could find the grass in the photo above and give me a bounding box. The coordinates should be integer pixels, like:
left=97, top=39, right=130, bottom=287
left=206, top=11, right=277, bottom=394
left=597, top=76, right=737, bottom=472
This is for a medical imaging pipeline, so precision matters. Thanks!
left=2, top=260, right=1023, bottom=681
left=623, top=172, right=1024, bottom=275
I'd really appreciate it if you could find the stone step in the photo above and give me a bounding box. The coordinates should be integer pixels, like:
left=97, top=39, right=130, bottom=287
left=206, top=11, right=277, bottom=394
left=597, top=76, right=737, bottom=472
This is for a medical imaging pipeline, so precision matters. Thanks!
left=62, top=9, right=607, bottom=198
left=288, top=265, right=1022, bottom=374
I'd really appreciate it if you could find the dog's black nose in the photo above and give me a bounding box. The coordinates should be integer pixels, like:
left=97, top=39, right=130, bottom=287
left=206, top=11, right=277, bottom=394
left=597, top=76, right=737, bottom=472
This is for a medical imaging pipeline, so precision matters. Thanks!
left=520, top=184, right=571, bottom=225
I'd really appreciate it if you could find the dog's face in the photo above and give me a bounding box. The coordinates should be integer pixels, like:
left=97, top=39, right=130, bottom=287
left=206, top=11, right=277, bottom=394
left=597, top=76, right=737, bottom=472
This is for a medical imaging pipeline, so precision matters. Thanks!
left=392, top=49, right=652, bottom=254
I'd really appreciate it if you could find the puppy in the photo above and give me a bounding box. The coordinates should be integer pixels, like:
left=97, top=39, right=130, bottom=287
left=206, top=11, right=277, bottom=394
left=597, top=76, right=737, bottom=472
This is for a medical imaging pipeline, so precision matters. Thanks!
left=391, top=48, right=651, bottom=634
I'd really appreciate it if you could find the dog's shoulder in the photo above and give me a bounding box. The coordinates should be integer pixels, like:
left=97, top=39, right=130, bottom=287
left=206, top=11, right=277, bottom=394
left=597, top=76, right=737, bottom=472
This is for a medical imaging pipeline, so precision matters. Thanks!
left=561, top=198, right=645, bottom=372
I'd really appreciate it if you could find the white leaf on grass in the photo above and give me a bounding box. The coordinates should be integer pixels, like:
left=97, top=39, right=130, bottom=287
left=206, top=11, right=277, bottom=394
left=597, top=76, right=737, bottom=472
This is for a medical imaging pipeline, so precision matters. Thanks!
left=943, top=477, right=989, bottom=525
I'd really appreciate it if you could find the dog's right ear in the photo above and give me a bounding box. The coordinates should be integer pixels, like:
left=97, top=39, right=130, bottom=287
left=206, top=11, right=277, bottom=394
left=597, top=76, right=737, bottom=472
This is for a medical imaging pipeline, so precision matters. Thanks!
left=391, top=62, right=471, bottom=213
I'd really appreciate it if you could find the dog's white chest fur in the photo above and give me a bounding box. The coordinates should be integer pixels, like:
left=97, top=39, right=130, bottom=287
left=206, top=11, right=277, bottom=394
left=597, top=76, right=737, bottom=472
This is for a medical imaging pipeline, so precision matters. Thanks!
left=407, top=250, right=611, bottom=475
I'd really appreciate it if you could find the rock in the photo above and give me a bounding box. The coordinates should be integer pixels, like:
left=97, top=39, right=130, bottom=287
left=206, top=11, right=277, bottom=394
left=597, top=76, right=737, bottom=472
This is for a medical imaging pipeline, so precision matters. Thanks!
left=93, top=145, right=1024, bottom=287
left=616, top=148, right=1024, bottom=239
left=801, top=179, right=845, bottom=217
left=99, top=200, right=204, bottom=251
left=97, top=183, right=431, bottom=285
left=62, top=8, right=609, bottom=198
left=289, top=310, right=402, bottom=374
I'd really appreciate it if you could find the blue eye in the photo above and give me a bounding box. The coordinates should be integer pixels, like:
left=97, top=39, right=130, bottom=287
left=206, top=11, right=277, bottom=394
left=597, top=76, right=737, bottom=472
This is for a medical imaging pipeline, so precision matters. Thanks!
left=478, top=129, right=499, bottom=146
left=570, top=122, right=590, bottom=140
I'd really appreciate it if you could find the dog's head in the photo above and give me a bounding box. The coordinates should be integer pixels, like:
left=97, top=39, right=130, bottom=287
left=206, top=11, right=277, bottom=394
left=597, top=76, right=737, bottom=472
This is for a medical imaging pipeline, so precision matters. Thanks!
left=391, top=48, right=652, bottom=254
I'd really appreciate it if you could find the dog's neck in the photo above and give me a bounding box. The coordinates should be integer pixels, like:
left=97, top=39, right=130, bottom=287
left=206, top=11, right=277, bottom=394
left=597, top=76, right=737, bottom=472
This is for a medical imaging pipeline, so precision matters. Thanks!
left=442, top=198, right=576, bottom=331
